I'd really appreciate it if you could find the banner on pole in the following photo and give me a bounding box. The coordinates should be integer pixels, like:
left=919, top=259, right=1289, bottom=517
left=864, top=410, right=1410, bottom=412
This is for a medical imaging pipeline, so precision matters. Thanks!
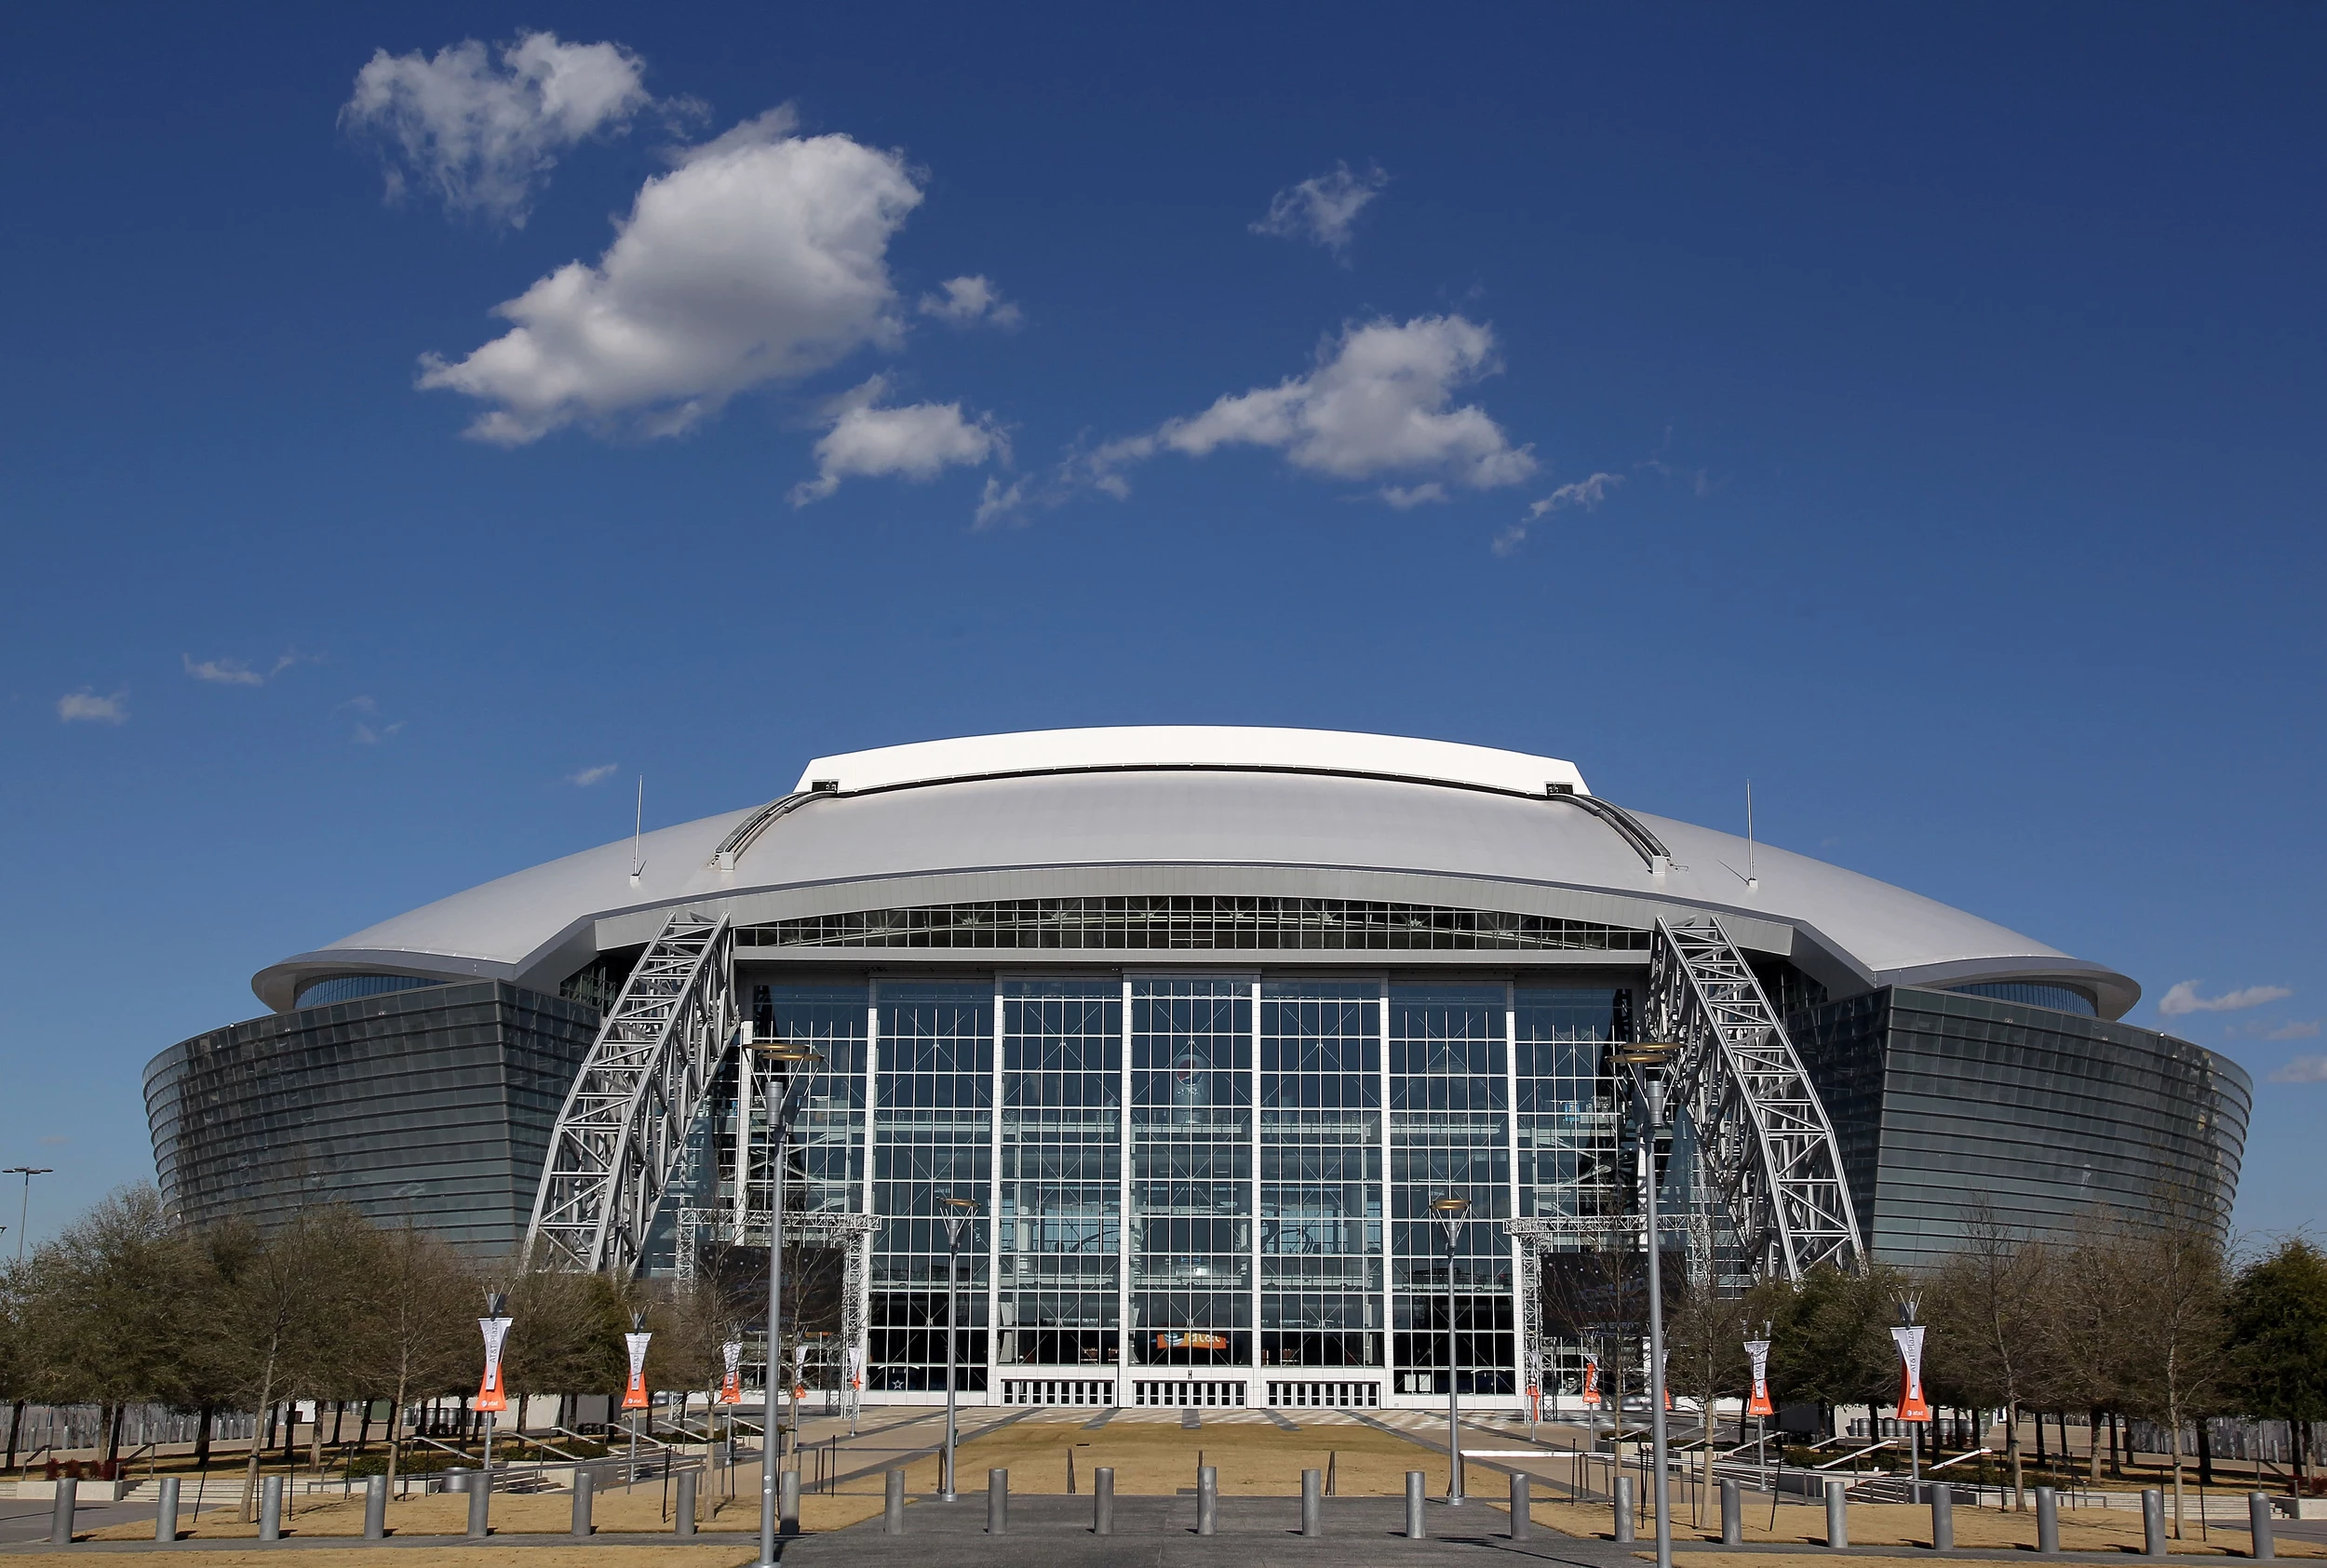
left=1658, top=1345, right=1671, bottom=1410
left=1890, top=1324, right=1930, bottom=1423
left=475, top=1315, right=514, bottom=1413
left=1580, top=1356, right=1601, bottom=1408
left=718, top=1340, right=744, bottom=1406
left=1743, top=1338, right=1774, bottom=1418
left=622, top=1331, right=653, bottom=1412
left=846, top=1345, right=865, bottom=1391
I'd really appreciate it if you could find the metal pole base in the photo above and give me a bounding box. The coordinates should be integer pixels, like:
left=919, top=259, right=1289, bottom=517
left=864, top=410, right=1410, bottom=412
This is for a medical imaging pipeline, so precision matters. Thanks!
left=1303, top=1468, right=1324, bottom=1538
left=1095, top=1467, right=1115, bottom=1535
left=1406, top=1471, right=1427, bottom=1539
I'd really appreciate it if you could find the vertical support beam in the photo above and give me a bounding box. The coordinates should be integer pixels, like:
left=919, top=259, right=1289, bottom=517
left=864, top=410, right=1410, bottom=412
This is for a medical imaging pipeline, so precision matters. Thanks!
left=1249, top=975, right=1263, bottom=1396
left=986, top=978, right=1004, bottom=1406
left=1118, top=976, right=1134, bottom=1401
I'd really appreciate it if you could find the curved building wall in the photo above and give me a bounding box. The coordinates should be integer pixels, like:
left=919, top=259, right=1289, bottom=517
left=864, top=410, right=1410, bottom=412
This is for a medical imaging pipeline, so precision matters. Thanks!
left=144, top=982, right=600, bottom=1250
left=1787, top=987, right=2250, bottom=1266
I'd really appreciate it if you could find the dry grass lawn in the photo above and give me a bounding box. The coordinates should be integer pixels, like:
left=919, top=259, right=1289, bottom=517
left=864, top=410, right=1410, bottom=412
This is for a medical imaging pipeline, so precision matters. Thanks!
left=14, top=1555, right=751, bottom=1568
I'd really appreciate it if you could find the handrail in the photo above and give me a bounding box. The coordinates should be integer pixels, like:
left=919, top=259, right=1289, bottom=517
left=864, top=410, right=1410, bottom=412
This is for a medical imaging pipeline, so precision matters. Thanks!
left=1929, top=1446, right=1995, bottom=1472
left=1815, top=1439, right=1896, bottom=1470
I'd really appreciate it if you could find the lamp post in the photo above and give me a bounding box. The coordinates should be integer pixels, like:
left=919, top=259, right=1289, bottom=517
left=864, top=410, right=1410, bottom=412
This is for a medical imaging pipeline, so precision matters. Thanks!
left=1430, top=1196, right=1472, bottom=1504
left=1617, top=1039, right=1681, bottom=1568
left=5, top=1169, right=50, bottom=1264
left=747, top=1033, right=821, bottom=1568
left=938, top=1196, right=981, bottom=1502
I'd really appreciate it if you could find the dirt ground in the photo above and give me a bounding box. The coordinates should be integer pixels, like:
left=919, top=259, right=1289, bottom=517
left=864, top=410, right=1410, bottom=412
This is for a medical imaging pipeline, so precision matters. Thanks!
left=84, top=1481, right=882, bottom=1540
left=1535, top=1494, right=2321, bottom=1557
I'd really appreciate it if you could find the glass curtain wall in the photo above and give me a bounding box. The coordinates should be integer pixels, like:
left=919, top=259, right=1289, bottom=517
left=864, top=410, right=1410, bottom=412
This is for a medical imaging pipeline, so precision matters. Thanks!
left=997, top=980, right=1122, bottom=1369
left=1389, top=985, right=1515, bottom=1395
left=868, top=982, right=994, bottom=1392
left=1513, top=987, right=1624, bottom=1399
left=1258, top=983, right=1383, bottom=1369
left=1129, top=978, right=1253, bottom=1366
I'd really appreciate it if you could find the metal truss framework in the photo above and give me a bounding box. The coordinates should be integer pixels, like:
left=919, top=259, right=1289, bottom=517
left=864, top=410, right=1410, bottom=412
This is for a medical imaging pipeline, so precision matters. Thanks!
left=526, top=911, right=738, bottom=1276
left=676, top=1208, right=879, bottom=1425
left=1647, top=915, right=1863, bottom=1280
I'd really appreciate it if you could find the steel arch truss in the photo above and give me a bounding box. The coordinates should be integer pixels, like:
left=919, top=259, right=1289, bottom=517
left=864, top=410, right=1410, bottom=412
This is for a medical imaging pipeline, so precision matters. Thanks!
left=527, top=911, right=738, bottom=1276
left=1647, top=916, right=1864, bottom=1279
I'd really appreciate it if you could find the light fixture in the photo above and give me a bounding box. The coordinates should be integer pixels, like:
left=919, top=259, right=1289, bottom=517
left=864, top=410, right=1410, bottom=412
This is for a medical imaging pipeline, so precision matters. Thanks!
left=1615, top=1040, right=1680, bottom=1067
left=750, top=1039, right=823, bottom=1066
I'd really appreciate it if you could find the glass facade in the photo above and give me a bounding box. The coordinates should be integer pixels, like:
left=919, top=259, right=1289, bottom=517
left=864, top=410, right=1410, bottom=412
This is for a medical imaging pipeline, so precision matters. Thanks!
left=143, top=982, right=600, bottom=1250
left=1945, top=981, right=2097, bottom=1016
left=291, top=972, right=443, bottom=1009
left=1788, top=985, right=2252, bottom=1266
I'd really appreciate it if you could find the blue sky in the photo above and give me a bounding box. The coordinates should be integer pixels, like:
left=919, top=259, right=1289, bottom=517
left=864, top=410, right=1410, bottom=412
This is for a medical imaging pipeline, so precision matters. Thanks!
left=5, top=4, right=2322, bottom=1249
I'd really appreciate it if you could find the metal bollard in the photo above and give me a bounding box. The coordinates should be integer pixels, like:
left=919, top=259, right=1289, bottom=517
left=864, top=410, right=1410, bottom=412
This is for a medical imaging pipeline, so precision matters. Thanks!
left=1406, top=1470, right=1427, bottom=1539
left=1198, top=1465, right=1217, bottom=1535
left=1931, top=1485, right=1954, bottom=1551
left=2143, top=1489, right=2166, bottom=1558
left=988, top=1467, right=1008, bottom=1534
left=780, top=1468, right=801, bottom=1535
left=1095, top=1467, right=1115, bottom=1535
left=1721, top=1477, right=1742, bottom=1547
left=572, top=1468, right=594, bottom=1536
left=2036, top=1487, right=2059, bottom=1554
left=260, top=1474, right=284, bottom=1542
left=886, top=1467, right=907, bottom=1534
left=51, top=1476, right=76, bottom=1546
left=1509, top=1471, right=1530, bottom=1541
left=2251, top=1492, right=2277, bottom=1561
left=1615, top=1474, right=1636, bottom=1544
left=155, top=1476, right=181, bottom=1543
left=467, top=1467, right=491, bottom=1540
left=676, top=1469, right=697, bottom=1537
left=1825, top=1479, right=1849, bottom=1549
left=1303, top=1468, right=1324, bottom=1537
left=364, top=1473, right=387, bottom=1539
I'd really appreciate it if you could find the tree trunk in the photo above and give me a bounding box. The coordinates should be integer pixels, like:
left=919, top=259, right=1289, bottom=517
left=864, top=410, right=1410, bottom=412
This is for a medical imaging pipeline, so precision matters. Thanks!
left=2197, top=1419, right=2213, bottom=1488
left=105, top=1403, right=124, bottom=1472
left=2171, top=1405, right=2186, bottom=1538
left=2007, top=1397, right=2024, bottom=1511
left=4, top=1400, right=20, bottom=1471
left=2091, top=1409, right=2104, bottom=1486
left=2108, top=1410, right=2121, bottom=1478
left=2036, top=1408, right=2047, bottom=1467
left=282, top=1401, right=298, bottom=1467
left=193, top=1410, right=211, bottom=1470
left=385, top=1366, right=410, bottom=1494
left=356, top=1401, right=370, bottom=1455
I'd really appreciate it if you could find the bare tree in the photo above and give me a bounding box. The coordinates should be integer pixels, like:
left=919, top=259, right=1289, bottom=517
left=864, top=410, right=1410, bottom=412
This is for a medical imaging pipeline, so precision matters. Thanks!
left=2117, top=1202, right=2229, bottom=1536
left=1661, top=1269, right=1750, bottom=1520
left=499, top=1263, right=626, bottom=1418
left=2038, top=1211, right=2136, bottom=1485
left=1926, top=1198, right=2052, bottom=1509
left=347, top=1226, right=474, bottom=1491
left=200, top=1213, right=350, bottom=1520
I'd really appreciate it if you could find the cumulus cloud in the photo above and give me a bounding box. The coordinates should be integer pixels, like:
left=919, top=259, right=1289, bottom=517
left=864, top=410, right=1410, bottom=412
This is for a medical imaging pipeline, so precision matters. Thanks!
left=1251, top=162, right=1389, bottom=254
left=342, top=32, right=654, bottom=227
left=975, top=475, right=1031, bottom=529
left=183, top=651, right=311, bottom=686
left=918, top=275, right=1020, bottom=328
left=568, top=763, right=619, bottom=786
left=2268, top=1053, right=2327, bottom=1083
left=2159, top=980, right=2294, bottom=1017
left=1494, top=470, right=1625, bottom=556
left=57, top=690, right=127, bottom=724
left=419, top=110, right=923, bottom=443
left=1088, top=315, right=1533, bottom=501
left=787, top=376, right=1006, bottom=506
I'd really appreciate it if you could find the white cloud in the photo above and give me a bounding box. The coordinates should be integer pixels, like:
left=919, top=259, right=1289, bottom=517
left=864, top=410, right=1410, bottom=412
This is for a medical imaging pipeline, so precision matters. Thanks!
left=343, top=32, right=653, bottom=227
left=57, top=690, right=127, bottom=724
left=1496, top=470, right=1625, bottom=556
left=183, top=650, right=311, bottom=686
left=336, top=695, right=404, bottom=745
left=1380, top=483, right=1448, bottom=509
left=918, top=275, right=1020, bottom=328
left=2268, top=1052, right=2327, bottom=1083
left=2159, top=979, right=2294, bottom=1016
left=787, top=376, right=1006, bottom=506
left=1251, top=162, right=1389, bottom=253
left=420, top=110, right=923, bottom=443
left=568, top=763, right=619, bottom=786
left=2265, top=1019, right=2322, bottom=1041
left=975, top=475, right=1030, bottom=529
left=1091, top=316, right=1534, bottom=499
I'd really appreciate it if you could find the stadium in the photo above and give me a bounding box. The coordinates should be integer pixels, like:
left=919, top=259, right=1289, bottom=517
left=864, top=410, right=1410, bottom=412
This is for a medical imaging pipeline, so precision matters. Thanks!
left=143, top=727, right=2249, bottom=1414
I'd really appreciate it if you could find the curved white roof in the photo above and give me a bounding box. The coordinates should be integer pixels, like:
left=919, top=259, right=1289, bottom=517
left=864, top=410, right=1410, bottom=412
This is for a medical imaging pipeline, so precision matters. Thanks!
left=255, top=726, right=2136, bottom=1017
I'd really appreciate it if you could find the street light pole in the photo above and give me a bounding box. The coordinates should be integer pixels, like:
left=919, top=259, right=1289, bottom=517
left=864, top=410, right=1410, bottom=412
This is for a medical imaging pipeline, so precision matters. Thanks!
left=6, top=1170, right=50, bottom=1264
left=1430, top=1196, right=1473, bottom=1505
left=938, top=1197, right=980, bottom=1502
left=748, top=1034, right=820, bottom=1568
left=1618, top=1041, right=1680, bottom=1568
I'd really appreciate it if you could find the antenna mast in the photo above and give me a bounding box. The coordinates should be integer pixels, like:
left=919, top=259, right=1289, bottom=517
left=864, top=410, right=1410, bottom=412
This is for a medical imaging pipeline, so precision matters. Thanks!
left=1746, top=780, right=1757, bottom=891
left=630, top=777, right=645, bottom=885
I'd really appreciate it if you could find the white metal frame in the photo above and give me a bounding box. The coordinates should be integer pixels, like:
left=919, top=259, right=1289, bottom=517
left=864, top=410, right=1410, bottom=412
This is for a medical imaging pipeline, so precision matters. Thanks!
left=525, top=911, right=737, bottom=1275
left=1646, top=916, right=1863, bottom=1279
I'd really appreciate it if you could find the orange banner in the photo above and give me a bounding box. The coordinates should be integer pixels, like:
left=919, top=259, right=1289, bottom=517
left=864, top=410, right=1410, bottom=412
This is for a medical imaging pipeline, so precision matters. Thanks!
left=1744, top=1338, right=1774, bottom=1418
left=1891, top=1324, right=1930, bottom=1423
left=475, top=1316, right=512, bottom=1414
left=718, top=1341, right=743, bottom=1406
left=622, top=1331, right=652, bottom=1412
left=1580, top=1358, right=1601, bottom=1408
